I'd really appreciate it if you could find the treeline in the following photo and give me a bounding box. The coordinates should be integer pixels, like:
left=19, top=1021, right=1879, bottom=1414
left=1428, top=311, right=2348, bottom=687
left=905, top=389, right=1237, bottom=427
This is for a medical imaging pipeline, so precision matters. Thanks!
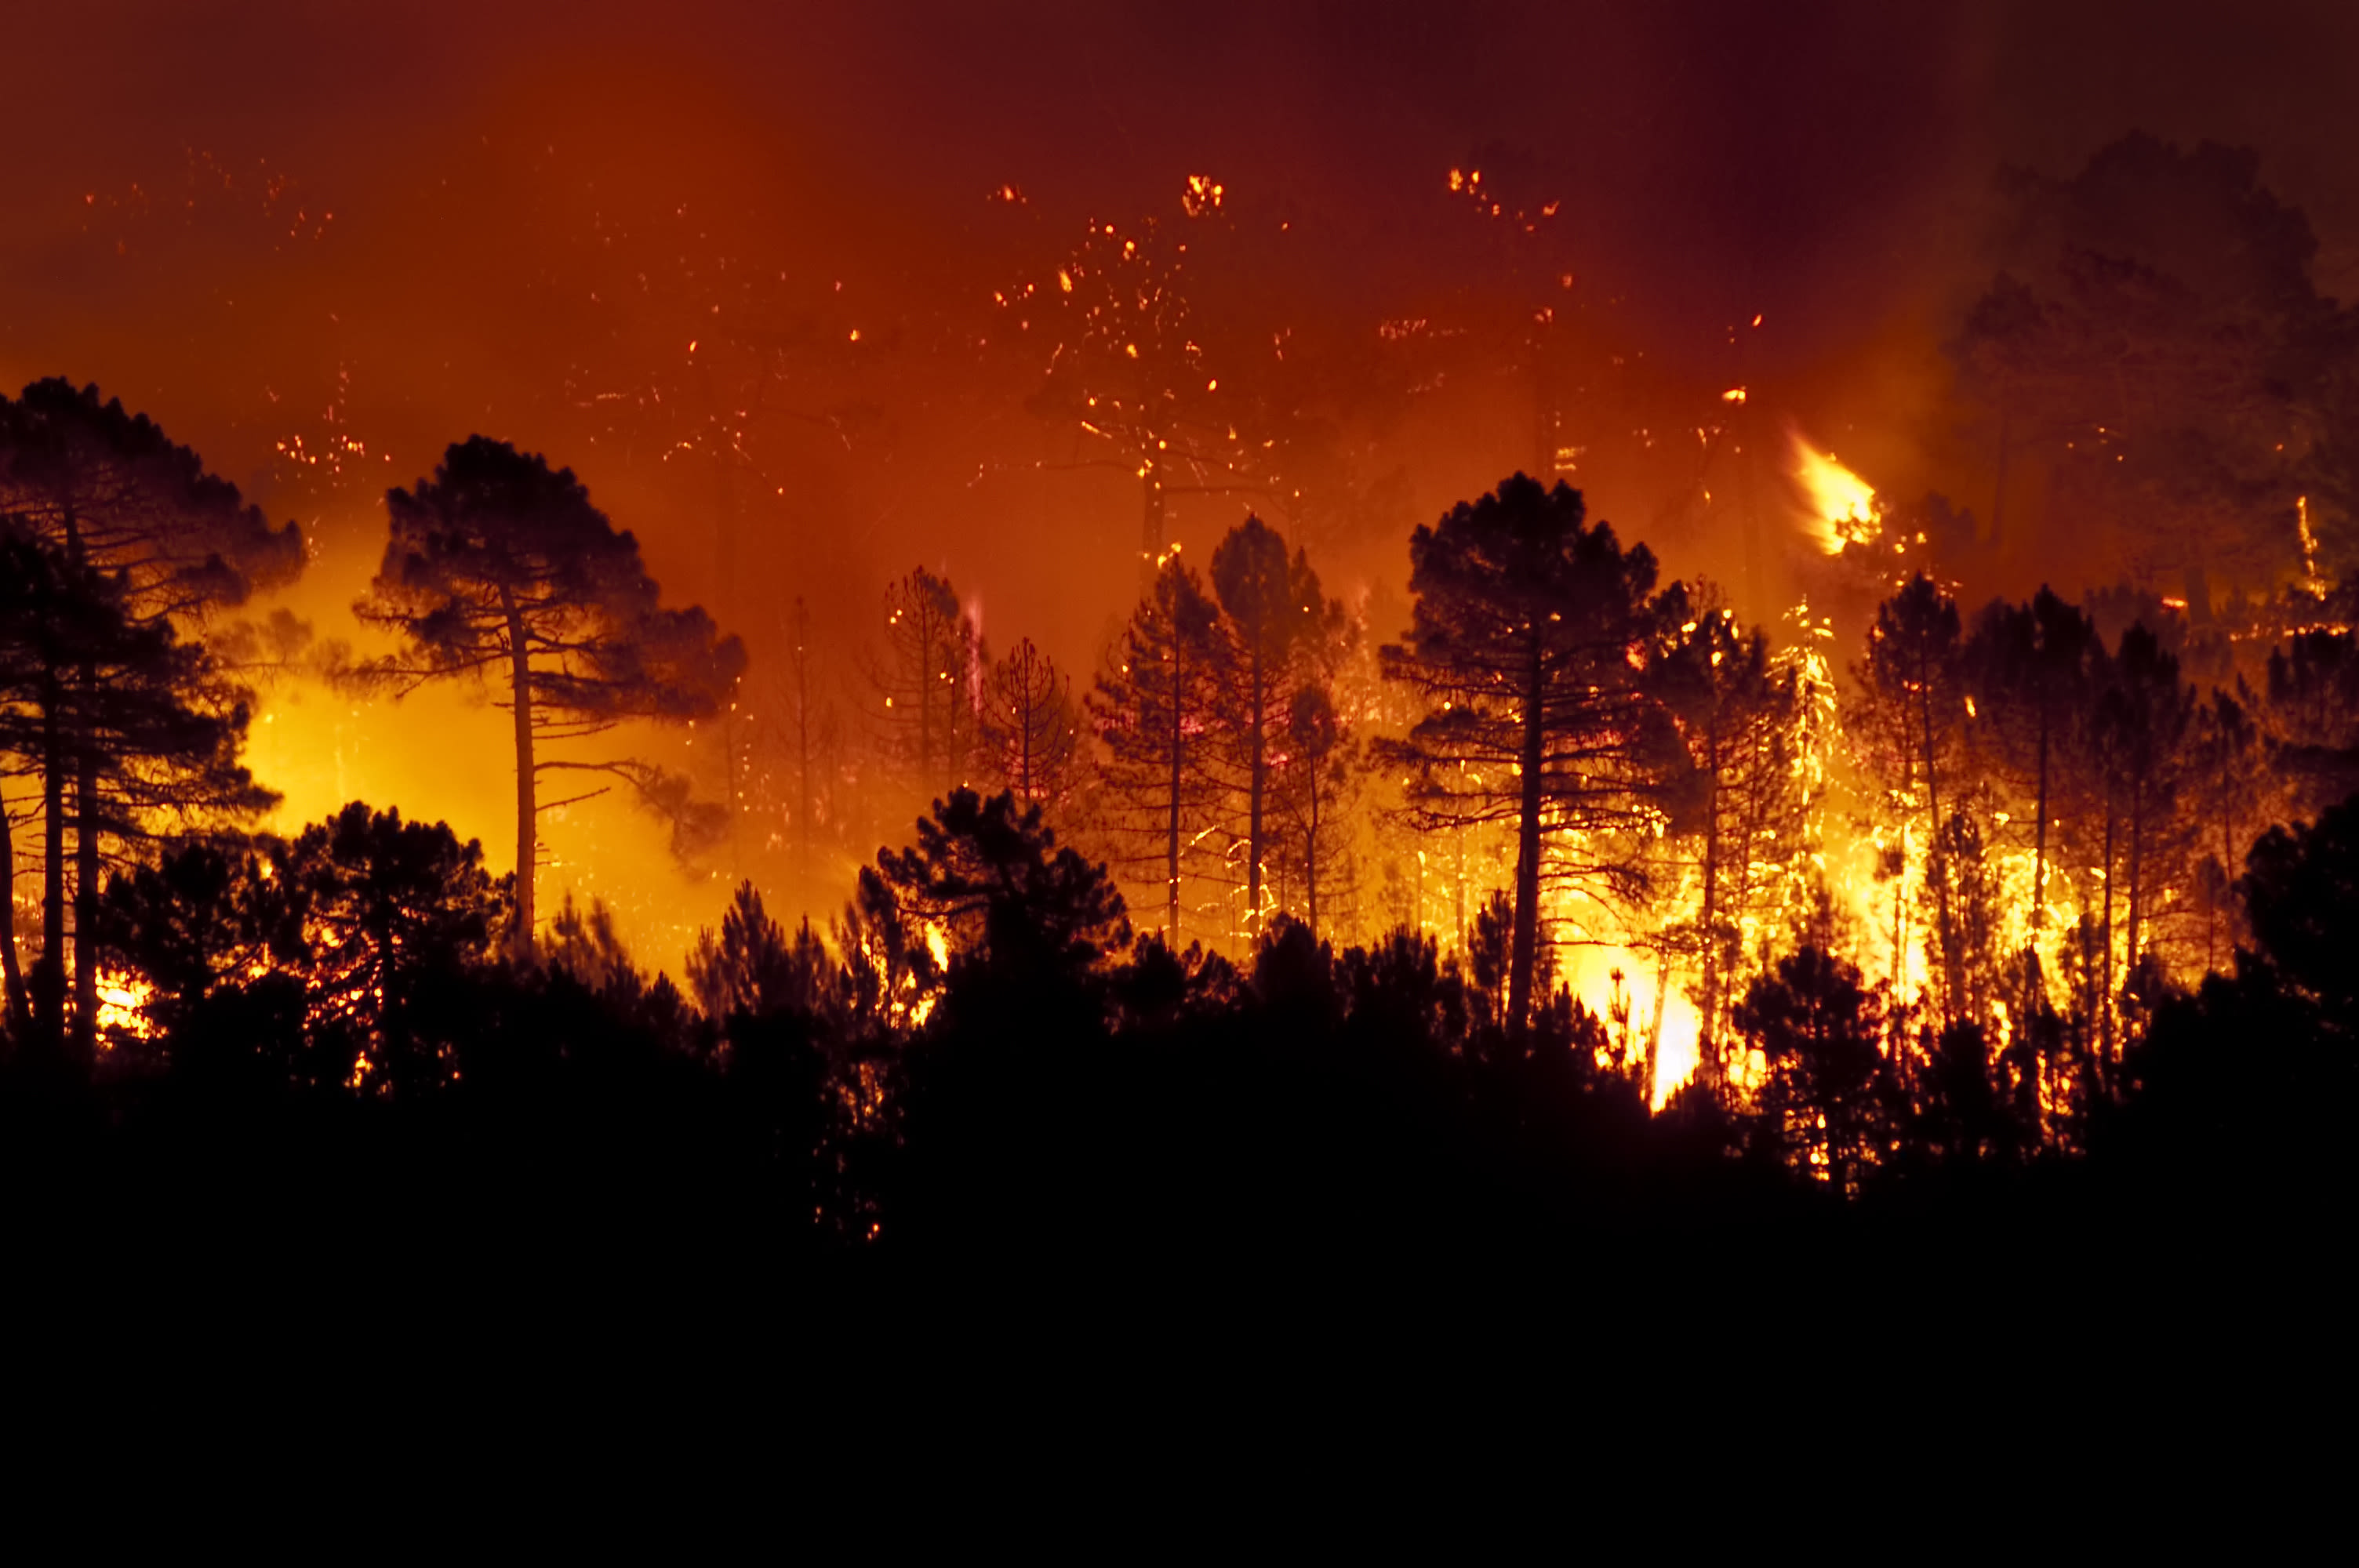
left=743, top=474, right=2359, bottom=1181
left=16, top=779, right=2354, bottom=1272
left=5, top=384, right=2358, bottom=1257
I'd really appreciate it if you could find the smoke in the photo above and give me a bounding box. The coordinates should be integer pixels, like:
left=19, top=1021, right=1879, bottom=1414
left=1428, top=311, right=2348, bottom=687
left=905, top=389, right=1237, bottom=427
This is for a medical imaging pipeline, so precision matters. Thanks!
left=6, top=0, right=2355, bottom=963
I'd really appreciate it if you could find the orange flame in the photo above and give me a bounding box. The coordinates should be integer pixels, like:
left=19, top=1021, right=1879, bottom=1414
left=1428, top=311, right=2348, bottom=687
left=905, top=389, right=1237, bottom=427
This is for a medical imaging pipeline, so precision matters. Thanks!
left=1787, top=428, right=1879, bottom=555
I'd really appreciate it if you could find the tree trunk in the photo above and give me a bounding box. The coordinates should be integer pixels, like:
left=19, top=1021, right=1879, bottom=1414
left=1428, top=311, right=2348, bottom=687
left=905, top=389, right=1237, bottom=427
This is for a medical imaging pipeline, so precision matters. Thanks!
left=73, top=743, right=98, bottom=1060
left=504, top=594, right=537, bottom=966
left=1507, top=629, right=1547, bottom=1030
left=1305, top=765, right=1321, bottom=941
left=1919, top=644, right=1956, bottom=1034
left=1165, top=634, right=1183, bottom=942
left=2126, top=773, right=2145, bottom=984
left=1018, top=655, right=1035, bottom=802
left=1247, top=651, right=1266, bottom=943
left=918, top=604, right=937, bottom=793
left=1, top=799, right=29, bottom=1039
left=2099, top=805, right=2116, bottom=1066
left=1698, top=704, right=1725, bottom=1097
left=2031, top=717, right=2050, bottom=935
left=35, top=673, right=67, bottom=1058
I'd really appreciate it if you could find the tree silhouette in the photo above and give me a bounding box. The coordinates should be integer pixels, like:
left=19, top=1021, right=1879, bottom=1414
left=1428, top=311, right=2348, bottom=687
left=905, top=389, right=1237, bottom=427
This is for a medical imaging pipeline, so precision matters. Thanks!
left=543, top=890, right=645, bottom=1003
left=2092, top=622, right=2194, bottom=1052
left=1733, top=942, right=1894, bottom=1193
left=876, top=788, right=1129, bottom=985
left=981, top=636, right=1080, bottom=810
left=1648, top=585, right=1816, bottom=1097
left=1379, top=475, right=1672, bottom=1027
left=1275, top=683, right=1357, bottom=941
left=688, top=880, right=835, bottom=1022
left=2187, top=687, right=2270, bottom=976
left=1848, top=575, right=1967, bottom=1028
left=1089, top=557, right=1226, bottom=943
left=1206, top=515, right=1344, bottom=943
left=354, top=437, right=744, bottom=964
left=0, top=379, right=299, bottom=1060
left=1953, top=135, right=2343, bottom=604
left=0, top=534, right=273, bottom=1063
left=93, top=831, right=300, bottom=1047
left=285, top=802, right=507, bottom=1096
left=867, top=566, right=978, bottom=811
left=2266, top=629, right=2359, bottom=815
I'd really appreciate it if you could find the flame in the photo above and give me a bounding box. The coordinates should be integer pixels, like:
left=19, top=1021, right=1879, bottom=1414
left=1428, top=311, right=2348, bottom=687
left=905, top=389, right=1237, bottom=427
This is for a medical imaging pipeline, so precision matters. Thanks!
left=95, top=969, right=158, bottom=1043
left=1787, top=428, right=1879, bottom=555
left=1558, top=942, right=1701, bottom=1109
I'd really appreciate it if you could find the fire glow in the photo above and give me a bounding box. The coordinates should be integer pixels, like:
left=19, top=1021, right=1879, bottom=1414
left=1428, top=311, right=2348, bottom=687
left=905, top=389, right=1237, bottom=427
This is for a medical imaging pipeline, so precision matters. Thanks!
left=1788, top=430, right=1880, bottom=555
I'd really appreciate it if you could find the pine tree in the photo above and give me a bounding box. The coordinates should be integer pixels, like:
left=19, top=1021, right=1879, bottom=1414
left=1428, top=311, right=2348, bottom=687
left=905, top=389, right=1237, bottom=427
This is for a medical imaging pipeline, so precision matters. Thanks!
left=287, top=802, right=505, bottom=1095
left=1848, top=575, right=1968, bottom=1031
left=867, top=566, right=979, bottom=813
left=1648, top=586, right=1814, bottom=1097
left=1378, top=475, right=1674, bottom=1029
left=2188, top=685, right=2272, bottom=975
left=1087, top=558, right=1224, bottom=943
left=354, top=437, right=743, bottom=964
left=0, top=532, right=273, bottom=1063
left=982, top=636, right=1081, bottom=810
left=1207, top=515, right=1344, bottom=942
left=2092, top=622, right=2194, bottom=1043
left=0, top=379, right=300, bottom=1058
left=1273, top=684, right=1359, bottom=942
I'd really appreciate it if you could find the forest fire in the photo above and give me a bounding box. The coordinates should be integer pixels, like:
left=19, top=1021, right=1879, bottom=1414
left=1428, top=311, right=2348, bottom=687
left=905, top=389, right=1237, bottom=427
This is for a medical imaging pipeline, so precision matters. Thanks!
left=5, top=5, right=2358, bottom=1292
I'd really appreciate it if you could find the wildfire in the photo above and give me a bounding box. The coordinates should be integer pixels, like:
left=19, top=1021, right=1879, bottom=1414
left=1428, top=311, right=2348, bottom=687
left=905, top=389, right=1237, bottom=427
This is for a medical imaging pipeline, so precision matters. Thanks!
left=95, top=970, right=158, bottom=1043
left=1787, top=429, right=1880, bottom=555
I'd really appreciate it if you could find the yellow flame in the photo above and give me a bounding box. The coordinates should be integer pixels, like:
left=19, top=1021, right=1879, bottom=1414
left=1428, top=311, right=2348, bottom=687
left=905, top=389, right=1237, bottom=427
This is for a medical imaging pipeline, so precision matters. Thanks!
left=1787, top=428, right=1878, bottom=555
left=95, top=970, right=158, bottom=1042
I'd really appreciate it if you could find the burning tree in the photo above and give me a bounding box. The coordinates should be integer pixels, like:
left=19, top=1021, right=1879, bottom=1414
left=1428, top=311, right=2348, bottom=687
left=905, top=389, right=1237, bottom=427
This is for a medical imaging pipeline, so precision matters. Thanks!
left=1648, top=585, right=1823, bottom=1098
left=2091, top=623, right=2197, bottom=1046
left=1272, top=683, right=1360, bottom=942
left=355, top=437, right=745, bottom=965
left=1088, top=557, right=1227, bottom=943
left=1845, top=575, right=1969, bottom=1032
left=867, top=566, right=980, bottom=812
left=1206, top=515, right=1347, bottom=942
left=1379, top=476, right=1680, bottom=1028
left=0, top=380, right=299, bottom=1061
left=1733, top=938, right=1896, bottom=1194
left=981, top=636, right=1081, bottom=811
left=0, top=536, right=275, bottom=1058
left=288, top=803, right=506, bottom=1096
